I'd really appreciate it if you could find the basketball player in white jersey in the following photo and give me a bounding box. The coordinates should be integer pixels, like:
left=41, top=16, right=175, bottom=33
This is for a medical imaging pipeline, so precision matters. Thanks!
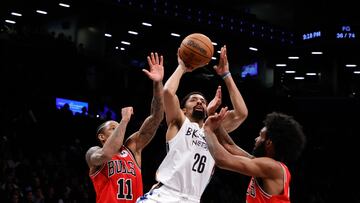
left=137, top=45, right=248, bottom=203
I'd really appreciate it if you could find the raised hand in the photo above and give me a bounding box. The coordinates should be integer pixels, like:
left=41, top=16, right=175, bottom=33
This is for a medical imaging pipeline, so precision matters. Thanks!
left=143, top=52, right=164, bottom=82
left=213, top=45, right=229, bottom=76
left=207, top=86, right=222, bottom=116
left=121, top=106, right=133, bottom=123
left=204, top=107, right=229, bottom=132
left=177, top=48, right=194, bottom=72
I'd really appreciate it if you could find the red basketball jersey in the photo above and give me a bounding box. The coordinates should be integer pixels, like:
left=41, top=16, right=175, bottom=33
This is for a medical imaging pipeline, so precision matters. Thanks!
left=246, top=162, right=291, bottom=203
left=90, top=146, right=143, bottom=203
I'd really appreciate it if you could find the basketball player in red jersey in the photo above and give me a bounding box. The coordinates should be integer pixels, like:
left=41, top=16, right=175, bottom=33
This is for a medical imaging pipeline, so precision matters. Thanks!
left=203, top=108, right=306, bottom=203
left=86, top=52, right=164, bottom=203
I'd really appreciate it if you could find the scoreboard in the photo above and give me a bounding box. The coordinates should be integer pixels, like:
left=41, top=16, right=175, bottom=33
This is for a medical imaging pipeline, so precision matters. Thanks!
left=301, top=25, right=358, bottom=42
left=335, top=25, right=356, bottom=39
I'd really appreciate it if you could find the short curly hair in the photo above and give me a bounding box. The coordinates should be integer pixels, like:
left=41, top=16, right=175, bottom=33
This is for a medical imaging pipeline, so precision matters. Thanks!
left=263, top=112, right=306, bottom=164
left=180, top=91, right=208, bottom=109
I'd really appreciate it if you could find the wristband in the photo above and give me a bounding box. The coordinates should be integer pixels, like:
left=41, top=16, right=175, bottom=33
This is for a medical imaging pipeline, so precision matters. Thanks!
left=221, top=72, right=231, bottom=79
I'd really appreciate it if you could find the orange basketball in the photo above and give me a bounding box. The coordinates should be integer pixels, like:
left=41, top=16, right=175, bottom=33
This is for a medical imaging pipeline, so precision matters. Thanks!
left=179, top=33, right=214, bottom=70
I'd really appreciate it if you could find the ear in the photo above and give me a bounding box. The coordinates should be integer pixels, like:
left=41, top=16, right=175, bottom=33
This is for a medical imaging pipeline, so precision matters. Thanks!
left=98, top=133, right=105, bottom=142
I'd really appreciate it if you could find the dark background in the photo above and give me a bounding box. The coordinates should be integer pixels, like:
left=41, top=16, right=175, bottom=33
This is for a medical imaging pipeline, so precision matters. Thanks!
left=1, top=0, right=359, bottom=202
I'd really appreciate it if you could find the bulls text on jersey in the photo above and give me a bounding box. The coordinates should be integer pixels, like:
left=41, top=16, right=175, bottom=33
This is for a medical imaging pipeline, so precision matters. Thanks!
left=108, top=160, right=136, bottom=177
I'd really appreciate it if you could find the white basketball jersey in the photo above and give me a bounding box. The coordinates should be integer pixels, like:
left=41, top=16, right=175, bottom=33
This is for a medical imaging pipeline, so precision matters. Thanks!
left=156, top=118, right=215, bottom=199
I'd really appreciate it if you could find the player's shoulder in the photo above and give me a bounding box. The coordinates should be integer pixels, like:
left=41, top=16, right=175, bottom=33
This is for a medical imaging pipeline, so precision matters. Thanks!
left=86, top=146, right=101, bottom=156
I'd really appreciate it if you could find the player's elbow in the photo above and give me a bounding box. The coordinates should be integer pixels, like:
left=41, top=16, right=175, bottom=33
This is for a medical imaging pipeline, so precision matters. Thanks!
left=231, top=110, right=248, bottom=128
left=163, top=87, right=175, bottom=97
left=235, top=108, right=248, bottom=121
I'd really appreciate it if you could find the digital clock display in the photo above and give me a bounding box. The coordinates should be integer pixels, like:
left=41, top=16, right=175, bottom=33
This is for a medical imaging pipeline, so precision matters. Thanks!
left=302, top=31, right=321, bottom=40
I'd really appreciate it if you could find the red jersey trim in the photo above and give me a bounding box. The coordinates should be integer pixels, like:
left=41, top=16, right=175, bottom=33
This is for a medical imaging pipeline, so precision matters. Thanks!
left=254, top=178, right=272, bottom=199
left=279, top=162, right=290, bottom=197
left=89, top=162, right=106, bottom=177
left=255, top=161, right=288, bottom=199
left=123, top=145, right=141, bottom=171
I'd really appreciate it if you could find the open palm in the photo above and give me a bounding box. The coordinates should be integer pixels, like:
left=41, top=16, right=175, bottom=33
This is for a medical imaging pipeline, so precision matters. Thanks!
left=143, top=52, right=164, bottom=82
left=213, top=45, right=229, bottom=76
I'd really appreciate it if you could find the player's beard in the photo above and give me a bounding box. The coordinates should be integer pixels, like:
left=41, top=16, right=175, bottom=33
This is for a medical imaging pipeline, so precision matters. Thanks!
left=252, top=141, right=266, bottom=158
left=192, top=109, right=206, bottom=121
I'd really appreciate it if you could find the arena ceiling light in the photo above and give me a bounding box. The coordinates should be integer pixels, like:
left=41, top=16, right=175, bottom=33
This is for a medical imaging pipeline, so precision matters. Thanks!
left=59, top=3, right=70, bottom=8
left=5, top=20, right=16, bottom=24
left=345, top=64, right=357, bottom=67
left=142, top=22, right=152, bottom=27
left=36, top=10, right=48, bottom=15
left=121, top=41, right=131, bottom=45
left=128, top=31, right=138, bottom=35
left=170, top=33, right=180, bottom=37
left=11, top=12, right=22, bottom=17
left=249, top=47, right=258, bottom=51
